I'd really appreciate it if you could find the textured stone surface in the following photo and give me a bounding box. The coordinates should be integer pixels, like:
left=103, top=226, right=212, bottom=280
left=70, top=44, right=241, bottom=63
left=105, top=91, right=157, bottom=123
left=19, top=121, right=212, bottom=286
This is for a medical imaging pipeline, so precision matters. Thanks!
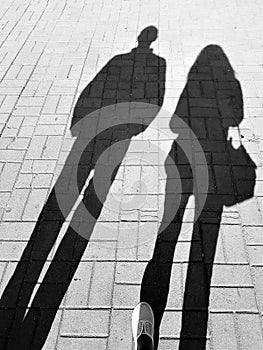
left=0, top=0, right=263, bottom=349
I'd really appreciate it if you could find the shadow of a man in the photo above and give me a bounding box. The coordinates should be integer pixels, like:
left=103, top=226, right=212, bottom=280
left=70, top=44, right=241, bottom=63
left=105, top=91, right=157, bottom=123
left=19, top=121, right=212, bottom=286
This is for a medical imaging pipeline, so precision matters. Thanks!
left=0, top=26, right=166, bottom=349
left=140, top=45, right=256, bottom=350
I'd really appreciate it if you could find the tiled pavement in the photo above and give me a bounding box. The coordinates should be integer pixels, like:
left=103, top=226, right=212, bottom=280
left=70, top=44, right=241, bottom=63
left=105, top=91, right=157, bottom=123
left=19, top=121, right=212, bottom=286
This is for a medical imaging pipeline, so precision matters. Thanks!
left=0, top=0, right=263, bottom=349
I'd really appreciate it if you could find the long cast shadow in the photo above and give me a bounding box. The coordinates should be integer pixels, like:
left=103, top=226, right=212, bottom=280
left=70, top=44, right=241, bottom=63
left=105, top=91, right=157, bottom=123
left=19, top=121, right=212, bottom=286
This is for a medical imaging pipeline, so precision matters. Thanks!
left=140, top=45, right=256, bottom=349
left=0, top=26, right=166, bottom=349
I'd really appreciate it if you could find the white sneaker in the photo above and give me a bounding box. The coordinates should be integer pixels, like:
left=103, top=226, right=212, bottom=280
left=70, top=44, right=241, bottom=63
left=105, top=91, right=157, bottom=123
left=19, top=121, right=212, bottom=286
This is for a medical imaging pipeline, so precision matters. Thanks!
left=132, top=302, right=154, bottom=350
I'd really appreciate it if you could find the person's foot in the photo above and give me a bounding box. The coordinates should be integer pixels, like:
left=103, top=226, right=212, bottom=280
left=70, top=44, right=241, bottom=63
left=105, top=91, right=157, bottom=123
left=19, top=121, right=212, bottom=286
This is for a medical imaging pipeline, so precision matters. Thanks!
left=132, top=302, right=154, bottom=350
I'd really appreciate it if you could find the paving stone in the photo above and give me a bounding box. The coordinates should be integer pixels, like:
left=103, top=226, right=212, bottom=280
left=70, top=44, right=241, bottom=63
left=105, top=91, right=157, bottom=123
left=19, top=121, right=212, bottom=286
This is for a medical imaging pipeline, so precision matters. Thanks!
left=17, top=97, right=45, bottom=107
left=3, top=188, right=30, bottom=221
left=115, top=261, right=146, bottom=284
left=22, top=188, right=48, bottom=221
left=160, top=311, right=181, bottom=338
left=211, top=264, right=253, bottom=286
left=26, top=135, right=46, bottom=159
left=89, top=261, right=115, bottom=308
left=0, top=261, right=17, bottom=297
left=65, top=261, right=93, bottom=307
left=108, top=309, right=133, bottom=350
left=35, top=124, right=66, bottom=136
left=213, top=232, right=226, bottom=263
left=0, top=150, right=25, bottom=162
left=42, top=136, right=63, bottom=159
left=0, top=262, right=7, bottom=282
left=0, top=241, right=27, bottom=261
left=251, top=266, right=263, bottom=312
left=15, top=173, right=33, bottom=188
left=0, top=222, right=35, bottom=240
left=221, top=225, right=248, bottom=263
left=0, top=192, right=11, bottom=220
left=173, top=242, right=191, bottom=262
left=243, top=226, right=263, bottom=244
left=42, top=95, right=60, bottom=114
left=91, top=222, right=118, bottom=241
left=158, top=339, right=180, bottom=350
left=117, top=222, right=137, bottom=261
left=13, top=106, right=42, bottom=116
left=18, top=126, right=35, bottom=138
left=38, top=114, right=68, bottom=125
left=57, top=337, right=107, bottom=350
left=83, top=241, right=116, bottom=261
left=239, top=198, right=263, bottom=226
left=113, top=284, right=140, bottom=309
left=210, top=287, right=257, bottom=311
left=31, top=173, right=53, bottom=188
left=32, top=160, right=57, bottom=173
left=0, top=163, right=20, bottom=191
left=56, top=95, right=75, bottom=115
left=166, top=263, right=184, bottom=309
left=137, top=222, right=159, bottom=260
left=236, top=314, right=263, bottom=350
left=210, top=313, right=238, bottom=350
left=61, top=309, right=110, bottom=337
left=248, top=246, right=263, bottom=266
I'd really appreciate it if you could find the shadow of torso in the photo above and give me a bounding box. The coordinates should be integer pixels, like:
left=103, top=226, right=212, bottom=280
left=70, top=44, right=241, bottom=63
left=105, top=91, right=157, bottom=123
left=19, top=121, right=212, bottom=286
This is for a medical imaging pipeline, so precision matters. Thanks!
left=72, top=47, right=166, bottom=133
left=70, top=47, right=166, bottom=195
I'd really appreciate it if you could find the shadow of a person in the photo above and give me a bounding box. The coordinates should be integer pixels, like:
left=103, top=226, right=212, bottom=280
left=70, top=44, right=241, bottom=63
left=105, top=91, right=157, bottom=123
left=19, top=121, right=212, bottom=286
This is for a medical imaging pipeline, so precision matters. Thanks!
left=0, top=26, right=166, bottom=349
left=140, top=45, right=256, bottom=350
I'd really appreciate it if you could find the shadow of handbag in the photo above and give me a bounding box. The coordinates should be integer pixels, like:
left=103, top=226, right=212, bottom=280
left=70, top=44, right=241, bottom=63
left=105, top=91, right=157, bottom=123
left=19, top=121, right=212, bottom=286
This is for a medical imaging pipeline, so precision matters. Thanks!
left=226, top=128, right=256, bottom=205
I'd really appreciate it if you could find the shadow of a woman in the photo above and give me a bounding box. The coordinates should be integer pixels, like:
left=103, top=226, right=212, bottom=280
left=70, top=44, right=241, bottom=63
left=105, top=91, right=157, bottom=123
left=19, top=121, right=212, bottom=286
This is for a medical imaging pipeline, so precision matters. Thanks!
left=140, top=45, right=256, bottom=349
left=0, top=26, right=166, bottom=349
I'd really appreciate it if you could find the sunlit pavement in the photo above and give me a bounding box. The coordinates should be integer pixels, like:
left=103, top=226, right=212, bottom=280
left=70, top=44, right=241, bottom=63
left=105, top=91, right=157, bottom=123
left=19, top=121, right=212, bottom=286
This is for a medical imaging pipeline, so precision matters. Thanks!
left=0, top=0, right=263, bottom=349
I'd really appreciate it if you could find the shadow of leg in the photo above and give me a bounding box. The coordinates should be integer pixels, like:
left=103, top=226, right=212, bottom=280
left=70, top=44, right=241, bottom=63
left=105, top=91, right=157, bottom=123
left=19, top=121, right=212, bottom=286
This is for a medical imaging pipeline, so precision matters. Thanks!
left=179, top=210, right=222, bottom=350
left=0, top=148, right=92, bottom=348
left=7, top=228, right=87, bottom=350
left=0, top=190, right=64, bottom=347
left=6, top=176, right=110, bottom=350
left=140, top=192, right=190, bottom=349
left=140, top=226, right=180, bottom=348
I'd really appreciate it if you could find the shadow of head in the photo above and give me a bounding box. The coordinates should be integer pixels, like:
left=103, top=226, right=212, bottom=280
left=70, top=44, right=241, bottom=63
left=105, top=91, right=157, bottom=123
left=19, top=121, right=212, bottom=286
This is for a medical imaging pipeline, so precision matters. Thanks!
left=137, top=26, right=158, bottom=48
left=197, top=44, right=242, bottom=129
left=173, top=44, right=244, bottom=132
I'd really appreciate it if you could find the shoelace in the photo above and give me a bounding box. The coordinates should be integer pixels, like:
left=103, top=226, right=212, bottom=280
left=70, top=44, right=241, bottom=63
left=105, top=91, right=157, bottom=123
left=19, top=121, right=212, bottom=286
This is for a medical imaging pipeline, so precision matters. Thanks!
left=137, top=321, right=153, bottom=338
left=144, top=321, right=152, bottom=335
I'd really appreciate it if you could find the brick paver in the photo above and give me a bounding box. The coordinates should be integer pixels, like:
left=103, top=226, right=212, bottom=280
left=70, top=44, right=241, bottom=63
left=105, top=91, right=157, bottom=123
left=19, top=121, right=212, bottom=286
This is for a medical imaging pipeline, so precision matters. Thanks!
left=0, top=0, right=263, bottom=349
